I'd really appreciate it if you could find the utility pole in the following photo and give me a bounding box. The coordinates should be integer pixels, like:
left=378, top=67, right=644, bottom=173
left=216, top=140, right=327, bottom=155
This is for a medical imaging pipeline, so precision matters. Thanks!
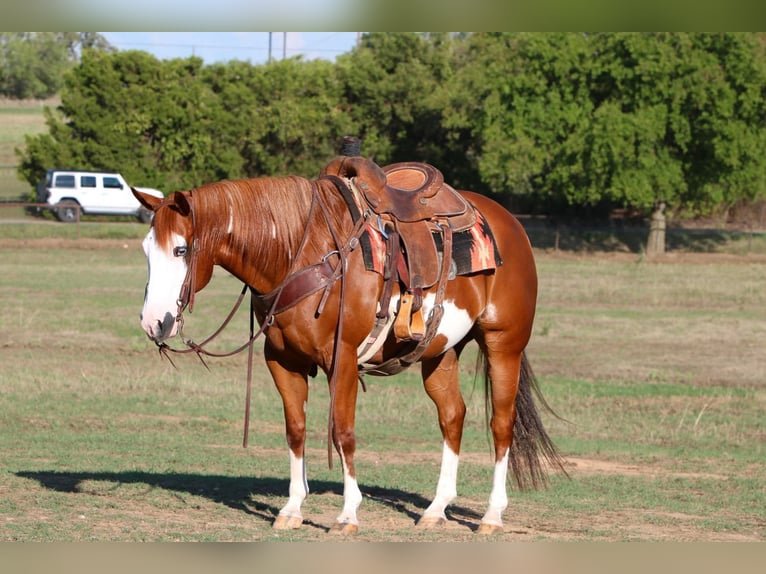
left=283, top=32, right=287, bottom=60
left=268, top=32, right=272, bottom=62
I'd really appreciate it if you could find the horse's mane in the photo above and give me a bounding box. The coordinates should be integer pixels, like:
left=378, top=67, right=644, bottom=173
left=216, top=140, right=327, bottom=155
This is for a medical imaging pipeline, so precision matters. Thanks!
left=194, top=176, right=315, bottom=270
left=153, top=174, right=351, bottom=283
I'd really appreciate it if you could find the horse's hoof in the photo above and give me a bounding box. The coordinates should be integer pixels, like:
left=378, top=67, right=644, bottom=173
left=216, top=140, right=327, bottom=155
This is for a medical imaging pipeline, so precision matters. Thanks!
left=329, top=521, right=359, bottom=535
left=416, top=516, right=446, bottom=529
left=273, top=514, right=303, bottom=530
left=477, top=522, right=504, bottom=535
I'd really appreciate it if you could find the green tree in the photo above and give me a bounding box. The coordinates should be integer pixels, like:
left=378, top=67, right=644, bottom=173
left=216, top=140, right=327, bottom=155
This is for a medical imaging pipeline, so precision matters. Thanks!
left=574, top=33, right=766, bottom=215
left=17, top=50, right=226, bottom=191
left=1, top=32, right=70, bottom=99
left=336, top=33, right=467, bottom=179
left=443, top=33, right=766, bottom=252
left=15, top=30, right=766, bottom=249
left=218, top=57, right=355, bottom=178
left=443, top=32, right=594, bottom=205
left=17, top=51, right=355, bottom=193
left=0, top=32, right=112, bottom=99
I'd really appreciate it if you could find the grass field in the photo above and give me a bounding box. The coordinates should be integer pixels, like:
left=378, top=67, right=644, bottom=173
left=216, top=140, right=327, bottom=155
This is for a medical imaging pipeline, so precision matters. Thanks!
left=0, top=234, right=763, bottom=542
left=1, top=98, right=764, bottom=542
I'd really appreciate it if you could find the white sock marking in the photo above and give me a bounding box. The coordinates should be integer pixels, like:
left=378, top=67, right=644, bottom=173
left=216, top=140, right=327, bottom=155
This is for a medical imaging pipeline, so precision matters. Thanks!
left=422, top=441, right=460, bottom=520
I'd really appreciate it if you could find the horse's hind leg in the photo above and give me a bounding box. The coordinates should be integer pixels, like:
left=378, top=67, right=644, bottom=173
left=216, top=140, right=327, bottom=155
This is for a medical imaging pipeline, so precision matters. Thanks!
left=266, top=355, right=310, bottom=530
left=477, top=338, right=523, bottom=534
left=417, top=347, right=466, bottom=528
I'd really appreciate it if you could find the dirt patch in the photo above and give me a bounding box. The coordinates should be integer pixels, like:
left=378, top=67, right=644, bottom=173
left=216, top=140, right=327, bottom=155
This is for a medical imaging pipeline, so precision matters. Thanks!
left=562, top=456, right=728, bottom=481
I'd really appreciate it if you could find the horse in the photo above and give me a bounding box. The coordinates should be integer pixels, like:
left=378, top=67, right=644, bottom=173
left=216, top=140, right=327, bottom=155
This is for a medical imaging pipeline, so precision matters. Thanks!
left=131, top=155, right=565, bottom=535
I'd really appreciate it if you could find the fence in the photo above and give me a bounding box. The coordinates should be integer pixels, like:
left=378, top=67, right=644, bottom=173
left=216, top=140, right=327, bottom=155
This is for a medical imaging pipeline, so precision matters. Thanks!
left=516, top=214, right=764, bottom=254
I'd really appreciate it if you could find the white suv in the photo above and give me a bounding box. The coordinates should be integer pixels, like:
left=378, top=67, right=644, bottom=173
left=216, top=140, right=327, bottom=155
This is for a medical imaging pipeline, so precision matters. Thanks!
left=38, top=169, right=164, bottom=223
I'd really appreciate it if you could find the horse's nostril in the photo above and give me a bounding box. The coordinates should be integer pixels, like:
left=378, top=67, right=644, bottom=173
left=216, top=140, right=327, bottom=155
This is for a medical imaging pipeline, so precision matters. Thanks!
left=151, top=312, right=177, bottom=341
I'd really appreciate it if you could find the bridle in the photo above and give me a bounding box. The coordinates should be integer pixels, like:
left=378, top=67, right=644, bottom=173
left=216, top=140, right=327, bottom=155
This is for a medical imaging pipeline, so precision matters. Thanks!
left=150, top=182, right=369, bottom=465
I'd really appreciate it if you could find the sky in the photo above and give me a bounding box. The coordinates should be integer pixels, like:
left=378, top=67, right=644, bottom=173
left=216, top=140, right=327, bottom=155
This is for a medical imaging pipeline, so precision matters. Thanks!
left=99, top=32, right=360, bottom=65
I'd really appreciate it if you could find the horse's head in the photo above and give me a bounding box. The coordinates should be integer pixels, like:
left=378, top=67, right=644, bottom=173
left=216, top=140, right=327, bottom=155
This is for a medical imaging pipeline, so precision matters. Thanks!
left=132, top=188, right=212, bottom=343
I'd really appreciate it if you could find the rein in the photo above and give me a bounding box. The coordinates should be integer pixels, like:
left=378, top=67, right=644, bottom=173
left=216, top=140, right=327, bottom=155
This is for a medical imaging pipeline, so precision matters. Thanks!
left=156, top=277, right=283, bottom=448
left=155, top=181, right=368, bottom=463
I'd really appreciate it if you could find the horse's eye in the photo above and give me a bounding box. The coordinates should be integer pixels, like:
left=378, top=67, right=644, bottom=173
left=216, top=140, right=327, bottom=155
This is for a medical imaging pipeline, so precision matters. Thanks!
left=173, top=246, right=188, bottom=257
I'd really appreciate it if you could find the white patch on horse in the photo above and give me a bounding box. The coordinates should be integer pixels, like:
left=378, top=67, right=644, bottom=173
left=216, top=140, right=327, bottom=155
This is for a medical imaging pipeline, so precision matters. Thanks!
left=421, top=293, right=474, bottom=350
left=278, top=449, right=308, bottom=521
left=481, top=447, right=510, bottom=527
left=336, top=446, right=363, bottom=527
left=139, top=229, right=188, bottom=341
left=421, top=441, right=459, bottom=521
left=227, top=204, right=234, bottom=234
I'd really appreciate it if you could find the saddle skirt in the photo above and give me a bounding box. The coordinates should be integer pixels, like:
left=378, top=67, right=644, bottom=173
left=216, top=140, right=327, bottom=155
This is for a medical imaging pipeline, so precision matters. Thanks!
left=362, top=207, right=502, bottom=281
left=321, top=155, right=501, bottom=285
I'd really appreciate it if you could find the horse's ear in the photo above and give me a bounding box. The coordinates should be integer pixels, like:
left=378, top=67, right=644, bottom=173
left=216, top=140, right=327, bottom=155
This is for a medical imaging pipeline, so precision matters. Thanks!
left=131, top=187, right=163, bottom=211
left=170, top=191, right=191, bottom=216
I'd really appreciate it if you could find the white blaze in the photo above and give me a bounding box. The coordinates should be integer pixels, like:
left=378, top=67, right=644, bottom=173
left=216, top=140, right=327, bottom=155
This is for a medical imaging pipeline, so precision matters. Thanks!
left=139, top=229, right=188, bottom=341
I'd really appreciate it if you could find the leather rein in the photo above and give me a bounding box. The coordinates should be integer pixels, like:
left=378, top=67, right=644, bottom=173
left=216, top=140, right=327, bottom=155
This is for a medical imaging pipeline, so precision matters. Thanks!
left=154, top=181, right=369, bottom=466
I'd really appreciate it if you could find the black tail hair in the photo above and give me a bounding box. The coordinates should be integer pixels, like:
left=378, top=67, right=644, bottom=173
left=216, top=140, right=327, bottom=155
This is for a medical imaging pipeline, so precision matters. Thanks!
left=480, top=351, right=569, bottom=490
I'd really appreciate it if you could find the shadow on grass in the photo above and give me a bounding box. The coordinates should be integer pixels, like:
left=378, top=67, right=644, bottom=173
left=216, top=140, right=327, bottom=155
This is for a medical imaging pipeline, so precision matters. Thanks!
left=15, top=470, right=483, bottom=532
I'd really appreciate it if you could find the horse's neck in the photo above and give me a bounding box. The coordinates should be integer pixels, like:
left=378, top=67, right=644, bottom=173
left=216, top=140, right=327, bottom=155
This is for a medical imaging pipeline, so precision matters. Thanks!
left=207, top=177, right=324, bottom=295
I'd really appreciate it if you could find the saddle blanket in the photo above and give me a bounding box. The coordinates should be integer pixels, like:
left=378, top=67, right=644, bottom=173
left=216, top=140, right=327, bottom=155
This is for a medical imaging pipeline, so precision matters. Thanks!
left=361, top=207, right=503, bottom=279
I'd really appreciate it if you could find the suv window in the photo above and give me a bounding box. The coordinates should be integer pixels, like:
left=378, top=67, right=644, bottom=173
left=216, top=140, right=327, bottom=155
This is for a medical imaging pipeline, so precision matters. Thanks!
left=103, top=177, right=122, bottom=189
left=81, top=175, right=97, bottom=188
left=54, top=175, right=76, bottom=188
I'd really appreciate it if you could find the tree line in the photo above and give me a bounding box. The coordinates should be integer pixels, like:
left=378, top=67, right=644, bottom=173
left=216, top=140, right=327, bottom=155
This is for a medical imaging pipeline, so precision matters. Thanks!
left=13, top=32, right=766, bottom=223
left=1, top=32, right=113, bottom=99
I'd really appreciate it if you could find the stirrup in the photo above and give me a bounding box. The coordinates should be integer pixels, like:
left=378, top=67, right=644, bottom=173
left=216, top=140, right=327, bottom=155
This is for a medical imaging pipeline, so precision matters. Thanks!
left=394, top=293, right=425, bottom=341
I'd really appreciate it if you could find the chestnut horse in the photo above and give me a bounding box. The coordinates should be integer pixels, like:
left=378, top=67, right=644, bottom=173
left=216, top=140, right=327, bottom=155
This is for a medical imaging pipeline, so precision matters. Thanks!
left=132, top=159, right=564, bottom=535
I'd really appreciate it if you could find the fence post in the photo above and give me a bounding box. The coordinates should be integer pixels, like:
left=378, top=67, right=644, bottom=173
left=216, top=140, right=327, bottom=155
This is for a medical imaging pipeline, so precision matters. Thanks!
left=646, top=201, right=666, bottom=256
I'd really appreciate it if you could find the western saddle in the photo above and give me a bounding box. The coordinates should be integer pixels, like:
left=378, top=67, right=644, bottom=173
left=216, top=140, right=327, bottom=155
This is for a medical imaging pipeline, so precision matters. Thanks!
left=321, top=154, right=477, bottom=374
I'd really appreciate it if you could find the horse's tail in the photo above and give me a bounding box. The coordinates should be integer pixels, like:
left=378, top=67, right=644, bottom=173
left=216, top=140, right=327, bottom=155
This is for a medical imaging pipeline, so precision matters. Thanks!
left=480, top=351, right=569, bottom=490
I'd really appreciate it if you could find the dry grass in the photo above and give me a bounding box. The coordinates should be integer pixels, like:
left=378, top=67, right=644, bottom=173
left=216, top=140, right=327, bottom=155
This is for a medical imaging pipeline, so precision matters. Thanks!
left=530, top=251, right=766, bottom=388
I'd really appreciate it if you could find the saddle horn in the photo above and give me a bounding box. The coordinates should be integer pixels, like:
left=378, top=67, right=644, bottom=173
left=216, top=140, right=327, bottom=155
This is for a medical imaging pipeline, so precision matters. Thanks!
left=339, top=135, right=362, bottom=157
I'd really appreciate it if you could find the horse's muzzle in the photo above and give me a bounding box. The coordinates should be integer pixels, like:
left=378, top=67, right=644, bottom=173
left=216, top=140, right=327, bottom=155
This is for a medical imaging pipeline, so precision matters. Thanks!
left=143, top=311, right=178, bottom=342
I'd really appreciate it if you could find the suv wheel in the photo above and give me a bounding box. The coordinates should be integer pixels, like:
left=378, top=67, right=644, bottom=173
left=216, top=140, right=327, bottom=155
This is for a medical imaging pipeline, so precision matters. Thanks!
left=56, top=200, right=80, bottom=223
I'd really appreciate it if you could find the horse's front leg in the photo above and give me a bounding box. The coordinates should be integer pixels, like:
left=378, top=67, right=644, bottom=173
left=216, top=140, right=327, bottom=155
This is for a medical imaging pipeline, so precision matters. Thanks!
left=417, top=348, right=466, bottom=528
left=327, top=343, right=363, bottom=535
left=266, top=354, right=310, bottom=530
